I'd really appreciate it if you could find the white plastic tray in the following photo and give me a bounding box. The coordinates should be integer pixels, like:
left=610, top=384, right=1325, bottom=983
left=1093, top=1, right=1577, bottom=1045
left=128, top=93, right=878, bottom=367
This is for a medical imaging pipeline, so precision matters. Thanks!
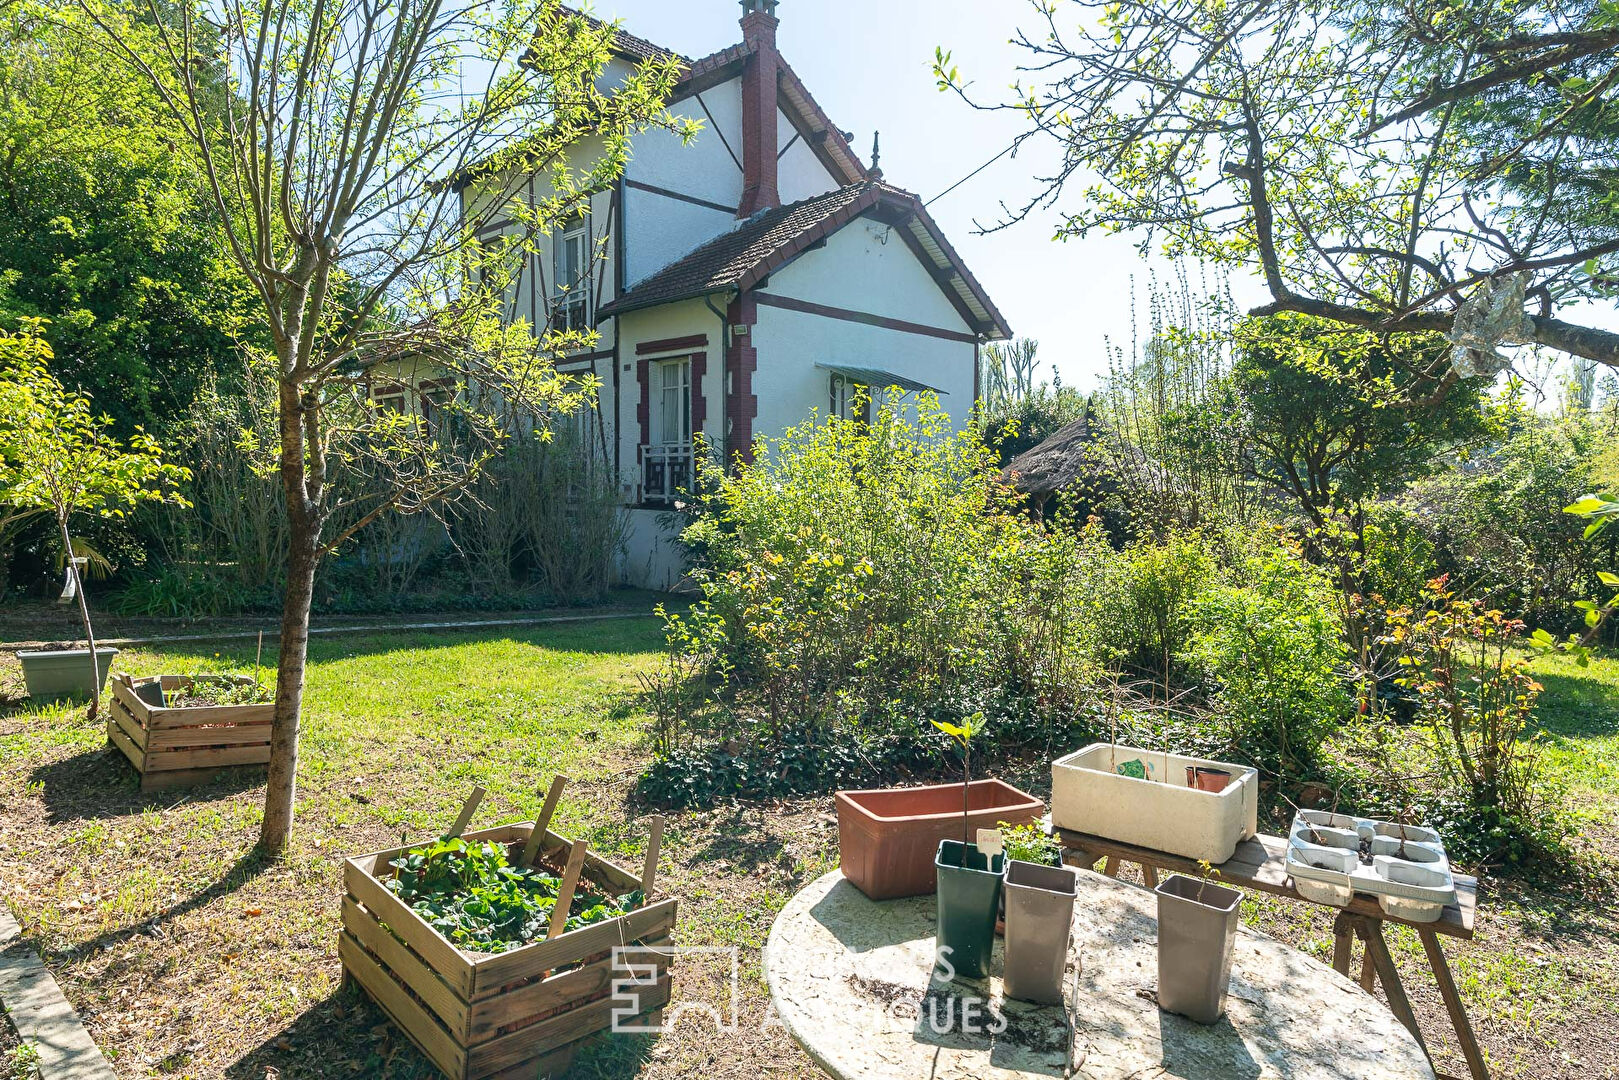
left=1284, top=810, right=1457, bottom=923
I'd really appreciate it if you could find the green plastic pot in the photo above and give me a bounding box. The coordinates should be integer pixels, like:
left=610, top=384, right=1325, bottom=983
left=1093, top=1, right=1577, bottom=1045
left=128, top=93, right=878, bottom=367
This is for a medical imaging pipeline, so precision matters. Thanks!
left=17, top=647, right=119, bottom=700
left=934, top=839, right=1003, bottom=980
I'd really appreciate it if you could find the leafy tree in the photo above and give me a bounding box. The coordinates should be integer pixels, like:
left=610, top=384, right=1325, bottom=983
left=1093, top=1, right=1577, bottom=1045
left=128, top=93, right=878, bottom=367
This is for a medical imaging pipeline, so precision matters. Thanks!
left=0, top=3, right=255, bottom=431
left=85, top=0, right=690, bottom=852
left=1232, top=316, right=1492, bottom=532
left=938, top=0, right=1619, bottom=383
left=0, top=323, right=187, bottom=716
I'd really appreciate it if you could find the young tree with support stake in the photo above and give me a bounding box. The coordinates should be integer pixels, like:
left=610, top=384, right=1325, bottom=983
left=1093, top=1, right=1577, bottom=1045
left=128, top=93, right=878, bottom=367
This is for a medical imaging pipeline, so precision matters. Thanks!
left=80, top=0, right=692, bottom=853
left=0, top=323, right=189, bottom=718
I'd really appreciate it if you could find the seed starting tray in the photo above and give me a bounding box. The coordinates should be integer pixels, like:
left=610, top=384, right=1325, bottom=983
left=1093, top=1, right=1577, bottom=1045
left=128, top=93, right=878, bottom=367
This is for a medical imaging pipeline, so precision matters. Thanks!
left=1284, top=810, right=1457, bottom=923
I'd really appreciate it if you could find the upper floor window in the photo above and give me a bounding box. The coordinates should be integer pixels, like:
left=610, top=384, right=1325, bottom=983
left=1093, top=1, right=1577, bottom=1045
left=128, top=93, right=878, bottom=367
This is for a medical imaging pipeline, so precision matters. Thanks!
left=654, top=357, right=692, bottom=445
left=551, top=219, right=591, bottom=334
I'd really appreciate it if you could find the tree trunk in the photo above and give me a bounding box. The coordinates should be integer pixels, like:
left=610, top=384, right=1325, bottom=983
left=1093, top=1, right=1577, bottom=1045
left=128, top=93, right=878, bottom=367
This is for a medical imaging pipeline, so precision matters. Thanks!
left=58, top=516, right=100, bottom=721
left=259, top=359, right=322, bottom=855
left=260, top=530, right=318, bottom=853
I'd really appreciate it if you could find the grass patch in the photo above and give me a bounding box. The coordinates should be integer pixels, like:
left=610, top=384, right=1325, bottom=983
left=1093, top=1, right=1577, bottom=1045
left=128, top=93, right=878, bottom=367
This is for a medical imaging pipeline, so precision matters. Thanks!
left=0, top=628, right=1615, bottom=1080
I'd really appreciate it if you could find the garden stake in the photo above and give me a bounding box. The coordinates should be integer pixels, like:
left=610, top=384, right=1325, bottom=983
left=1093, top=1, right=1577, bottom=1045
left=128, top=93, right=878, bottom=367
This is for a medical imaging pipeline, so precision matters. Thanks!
left=641, top=815, right=664, bottom=899
left=548, top=839, right=589, bottom=939
left=448, top=785, right=485, bottom=838
left=520, top=775, right=568, bottom=866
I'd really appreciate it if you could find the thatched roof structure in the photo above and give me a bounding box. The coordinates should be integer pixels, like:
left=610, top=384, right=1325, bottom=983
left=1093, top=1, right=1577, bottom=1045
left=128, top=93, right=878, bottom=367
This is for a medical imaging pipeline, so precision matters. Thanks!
left=1000, top=412, right=1104, bottom=500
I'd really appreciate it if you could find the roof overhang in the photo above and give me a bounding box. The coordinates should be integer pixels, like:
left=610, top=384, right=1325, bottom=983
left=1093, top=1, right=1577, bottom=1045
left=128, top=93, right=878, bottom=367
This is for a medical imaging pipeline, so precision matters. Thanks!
left=816, top=363, right=946, bottom=396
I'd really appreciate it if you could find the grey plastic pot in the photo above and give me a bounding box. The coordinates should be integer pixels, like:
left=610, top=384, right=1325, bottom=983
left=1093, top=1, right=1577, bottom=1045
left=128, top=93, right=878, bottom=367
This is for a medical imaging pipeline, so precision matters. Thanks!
left=934, top=839, right=1003, bottom=980
left=1002, top=859, right=1078, bottom=1005
left=17, top=648, right=119, bottom=700
left=1155, top=873, right=1241, bottom=1024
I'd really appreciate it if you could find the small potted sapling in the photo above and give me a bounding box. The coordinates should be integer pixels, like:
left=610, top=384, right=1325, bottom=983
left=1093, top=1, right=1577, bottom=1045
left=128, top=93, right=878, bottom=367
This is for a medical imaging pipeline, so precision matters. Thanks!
left=1000, top=822, right=1078, bottom=1006
left=931, top=714, right=1003, bottom=981
left=1154, top=863, right=1242, bottom=1024
left=0, top=326, right=187, bottom=714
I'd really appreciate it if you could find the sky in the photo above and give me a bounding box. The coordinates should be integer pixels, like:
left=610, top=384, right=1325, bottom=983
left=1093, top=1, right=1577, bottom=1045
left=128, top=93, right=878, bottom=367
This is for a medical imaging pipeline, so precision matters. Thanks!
left=587, top=0, right=1617, bottom=397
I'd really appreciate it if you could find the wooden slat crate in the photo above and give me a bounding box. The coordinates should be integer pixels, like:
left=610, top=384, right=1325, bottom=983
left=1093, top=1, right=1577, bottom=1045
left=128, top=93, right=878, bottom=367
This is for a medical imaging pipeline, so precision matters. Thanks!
left=341, top=822, right=678, bottom=1080
left=107, top=674, right=273, bottom=791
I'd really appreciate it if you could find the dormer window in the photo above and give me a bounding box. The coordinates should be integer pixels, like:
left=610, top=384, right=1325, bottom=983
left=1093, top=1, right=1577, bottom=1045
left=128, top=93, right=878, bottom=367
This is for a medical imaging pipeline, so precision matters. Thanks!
left=551, top=219, right=591, bottom=333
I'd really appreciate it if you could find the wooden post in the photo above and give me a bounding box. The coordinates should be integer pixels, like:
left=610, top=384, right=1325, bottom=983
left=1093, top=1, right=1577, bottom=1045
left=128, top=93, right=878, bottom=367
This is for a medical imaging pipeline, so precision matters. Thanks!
left=448, top=786, right=485, bottom=838
left=1420, top=927, right=1491, bottom=1080
left=520, top=775, right=568, bottom=867
left=641, top=815, right=665, bottom=898
left=1331, top=910, right=1355, bottom=977
left=1361, top=919, right=1430, bottom=1061
left=547, top=840, right=589, bottom=940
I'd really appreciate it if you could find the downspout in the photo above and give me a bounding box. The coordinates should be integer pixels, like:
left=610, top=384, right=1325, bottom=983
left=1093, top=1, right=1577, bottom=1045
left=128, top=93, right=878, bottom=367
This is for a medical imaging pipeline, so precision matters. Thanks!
left=704, top=292, right=733, bottom=467
left=612, top=176, right=626, bottom=488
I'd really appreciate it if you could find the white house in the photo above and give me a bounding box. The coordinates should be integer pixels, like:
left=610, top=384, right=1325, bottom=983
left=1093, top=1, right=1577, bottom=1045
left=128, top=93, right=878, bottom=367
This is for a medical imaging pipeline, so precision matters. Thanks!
left=462, top=1, right=1010, bottom=587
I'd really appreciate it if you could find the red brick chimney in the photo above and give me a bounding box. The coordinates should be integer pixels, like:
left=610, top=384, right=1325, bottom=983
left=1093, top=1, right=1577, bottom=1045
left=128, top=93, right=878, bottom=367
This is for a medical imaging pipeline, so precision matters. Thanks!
left=737, top=0, right=780, bottom=217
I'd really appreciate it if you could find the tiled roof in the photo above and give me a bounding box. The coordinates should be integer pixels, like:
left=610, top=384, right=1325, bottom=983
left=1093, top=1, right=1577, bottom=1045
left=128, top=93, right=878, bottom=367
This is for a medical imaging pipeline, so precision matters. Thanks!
left=561, top=7, right=686, bottom=64
left=597, top=181, right=1011, bottom=340
left=598, top=184, right=881, bottom=317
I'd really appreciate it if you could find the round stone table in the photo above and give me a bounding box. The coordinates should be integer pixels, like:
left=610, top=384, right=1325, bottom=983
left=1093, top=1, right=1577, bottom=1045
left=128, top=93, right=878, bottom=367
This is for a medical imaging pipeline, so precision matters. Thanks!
left=764, top=869, right=1435, bottom=1080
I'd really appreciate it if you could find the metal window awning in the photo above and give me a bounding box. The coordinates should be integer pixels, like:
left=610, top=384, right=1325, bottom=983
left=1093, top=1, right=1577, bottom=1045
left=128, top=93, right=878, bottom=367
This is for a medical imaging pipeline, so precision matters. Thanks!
left=815, top=363, right=948, bottom=396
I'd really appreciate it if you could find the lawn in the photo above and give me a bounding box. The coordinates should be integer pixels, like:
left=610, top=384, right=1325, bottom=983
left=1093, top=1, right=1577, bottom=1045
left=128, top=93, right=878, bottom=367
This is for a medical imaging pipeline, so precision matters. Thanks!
left=1, top=623, right=1616, bottom=1079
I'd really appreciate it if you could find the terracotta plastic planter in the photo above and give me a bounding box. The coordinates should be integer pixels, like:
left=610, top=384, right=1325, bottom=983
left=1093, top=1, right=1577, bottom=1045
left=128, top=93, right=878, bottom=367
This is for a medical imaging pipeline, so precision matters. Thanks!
left=934, top=839, right=1003, bottom=980
left=1002, top=859, right=1078, bottom=1005
left=1155, top=874, right=1241, bottom=1024
left=17, top=647, right=118, bottom=700
left=835, top=779, right=1043, bottom=900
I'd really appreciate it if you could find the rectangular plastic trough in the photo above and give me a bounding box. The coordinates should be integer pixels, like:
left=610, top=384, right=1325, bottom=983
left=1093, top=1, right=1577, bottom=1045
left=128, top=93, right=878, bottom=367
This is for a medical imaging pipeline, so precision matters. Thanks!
left=1050, top=743, right=1258, bottom=863
left=835, top=779, right=1044, bottom=900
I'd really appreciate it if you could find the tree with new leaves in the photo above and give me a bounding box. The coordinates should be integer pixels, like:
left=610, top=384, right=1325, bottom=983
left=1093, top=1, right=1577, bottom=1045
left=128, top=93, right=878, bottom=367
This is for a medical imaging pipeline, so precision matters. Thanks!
left=0, top=323, right=188, bottom=717
left=938, top=0, right=1619, bottom=391
left=1232, top=315, right=1492, bottom=533
left=80, top=0, right=692, bottom=851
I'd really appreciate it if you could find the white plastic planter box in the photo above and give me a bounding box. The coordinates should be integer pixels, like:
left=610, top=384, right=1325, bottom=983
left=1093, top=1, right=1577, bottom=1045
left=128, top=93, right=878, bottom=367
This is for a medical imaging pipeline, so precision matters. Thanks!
left=1050, top=743, right=1258, bottom=863
left=1284, top=810, right=1456, bottom=923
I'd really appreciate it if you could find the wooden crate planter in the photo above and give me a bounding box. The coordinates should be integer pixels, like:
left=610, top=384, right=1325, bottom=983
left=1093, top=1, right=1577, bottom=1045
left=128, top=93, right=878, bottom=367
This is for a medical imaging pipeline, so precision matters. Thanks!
left=107, top=674, right=273, bottom=791
left=340, top=822, right=678, bottom=1080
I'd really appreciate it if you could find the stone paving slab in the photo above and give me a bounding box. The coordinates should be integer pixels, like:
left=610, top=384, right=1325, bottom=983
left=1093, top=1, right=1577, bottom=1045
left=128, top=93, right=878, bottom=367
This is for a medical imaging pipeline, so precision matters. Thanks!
left=0, top=906, right=117, bottom=1080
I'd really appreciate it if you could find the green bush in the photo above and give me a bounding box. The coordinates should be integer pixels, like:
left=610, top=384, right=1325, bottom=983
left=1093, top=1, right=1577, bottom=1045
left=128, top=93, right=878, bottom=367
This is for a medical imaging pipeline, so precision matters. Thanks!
left=642, top=395, right=1117, bottom=805
left=1184, top=546, right=1350, bottom=781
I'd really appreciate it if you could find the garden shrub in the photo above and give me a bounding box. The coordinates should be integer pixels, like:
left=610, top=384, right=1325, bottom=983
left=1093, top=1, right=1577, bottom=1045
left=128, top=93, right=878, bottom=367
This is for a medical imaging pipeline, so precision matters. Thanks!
left=640, top=395, right=1117, bottom=805
left=1333, top=580, right=1574, bottom=867
left=1182, top=546, right=1349, bottom=781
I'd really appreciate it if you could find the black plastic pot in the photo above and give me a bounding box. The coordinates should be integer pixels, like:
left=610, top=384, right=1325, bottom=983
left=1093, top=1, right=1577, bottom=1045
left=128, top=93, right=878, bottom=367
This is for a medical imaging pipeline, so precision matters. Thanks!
left=934, top=839, right=1003, bottom=980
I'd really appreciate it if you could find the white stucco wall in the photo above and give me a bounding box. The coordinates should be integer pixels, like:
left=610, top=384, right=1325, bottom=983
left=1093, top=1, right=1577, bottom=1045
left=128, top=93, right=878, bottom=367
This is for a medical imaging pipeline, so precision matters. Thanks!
left=751, top=215, right=978, bottom=439
left=776, top=107, right=839, bottom=205
left=623, top=80, right=746, bottom=286
left=618, top=508, right=691, bottom=591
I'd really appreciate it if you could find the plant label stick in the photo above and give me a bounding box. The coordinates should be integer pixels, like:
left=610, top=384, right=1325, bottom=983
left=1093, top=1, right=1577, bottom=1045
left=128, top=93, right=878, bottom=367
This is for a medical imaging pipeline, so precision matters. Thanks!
left=548, top=839, right=589, bottom=940
left=521, top=775, right=568, bottom=866
left=641, top=815, right=665, bottom=898
left=975, top=827, right=1003, bottom=859
left=448, top=785, right=485, bottom=838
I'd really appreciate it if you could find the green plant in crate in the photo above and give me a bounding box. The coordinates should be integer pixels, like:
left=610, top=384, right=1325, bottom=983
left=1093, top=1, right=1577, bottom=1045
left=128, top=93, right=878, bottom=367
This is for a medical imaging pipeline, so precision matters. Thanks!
left=386, top=837, right=642, bottom=954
